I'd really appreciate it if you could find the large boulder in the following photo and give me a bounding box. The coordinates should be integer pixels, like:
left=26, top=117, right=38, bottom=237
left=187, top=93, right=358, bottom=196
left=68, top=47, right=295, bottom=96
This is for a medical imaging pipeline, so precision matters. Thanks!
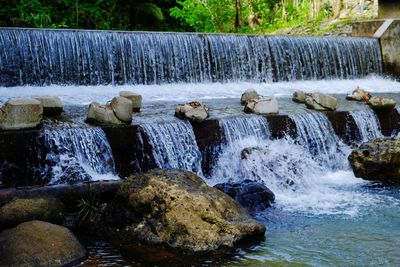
left=244, top=96, right=278, bottom=114
left=175, top=101, right=209, bottom=123
left=110, top=96, right=133, bottom=122
left=305, top=93, right=337, bottom=111
left=292, top=91, right=306, bottom=103
left=119, top=91, right=142, bottom=112
left=240, top=89, right=260, bottom=105
left=348, top=138, right=400, bottom=182
left=87, top=101, right=123, bottom=125
left=0, top=98, right=43, bottom=130
left=368, top=96, right=396, bottom=111
left=346, top=87, right=371, bottom=102
left=0, top=220, right=86, bottom=266
left=34, top=96, right=63, bottom=116
left=103, top=170, right=265, bottom=253
left=214, top=180, right=275, bottom=213
left=0, top=198, right=65, bottom=230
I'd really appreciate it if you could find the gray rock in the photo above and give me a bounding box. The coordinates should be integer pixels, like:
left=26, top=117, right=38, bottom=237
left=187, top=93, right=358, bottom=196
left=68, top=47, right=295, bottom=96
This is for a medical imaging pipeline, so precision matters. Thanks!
left=119, top=91, right=142, bottom=112
left=175, top=101, right=209, bottom=122
left=110, top=96, right=133, bottom=122
left=34, top=96, right=63, bottom=116
left=0, top=220, right=86, bottom=266
left=0, top=98, right=43, bottom=130
left=346, top=87, right=371, bottom=102
left=244, top=96, right=279, bottom=114
left=305, top=93, right=337, bottom=111
left=241, top=89, right=260, bottom=105
left=292, top=91, right=306, bottom=103
left=368, top=96, right=396, bottom=111
left=87, top=101, right=123, bottom=125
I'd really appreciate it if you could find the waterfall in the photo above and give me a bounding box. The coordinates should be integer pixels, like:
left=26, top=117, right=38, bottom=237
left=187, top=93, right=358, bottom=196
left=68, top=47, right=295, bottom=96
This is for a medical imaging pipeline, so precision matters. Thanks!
left=289, top=112, right=349, bottom=170
left=220, top=115, right=271, bottom=143
left=140, top=120, right=202, bottom=174
left=0, top=29, right=382, bottom=86
left=42, top=127, right=116, bottom=184
left=349, top=110, right=383, bottom=142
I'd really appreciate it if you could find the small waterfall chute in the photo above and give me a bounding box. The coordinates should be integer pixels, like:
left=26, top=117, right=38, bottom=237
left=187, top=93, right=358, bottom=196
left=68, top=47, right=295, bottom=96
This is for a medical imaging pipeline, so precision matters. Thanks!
left=349, top=109, right=383, bottom=143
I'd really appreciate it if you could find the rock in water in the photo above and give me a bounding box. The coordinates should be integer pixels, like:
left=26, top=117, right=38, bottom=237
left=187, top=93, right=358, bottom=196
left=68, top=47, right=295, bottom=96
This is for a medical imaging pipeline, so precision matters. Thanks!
left=87, top=101, right=123, bottom=125
left=349, top=138, right=400, bottom=182
left=240, top=89, right=260, bottom=105
left=175, top=101, right=209, bottom=123
left=305, top=93, right=337, bottom=111
left=214, top=180, right=275, bottom=213
left=110, top=96, right=133, bottom=122
left=368, top=96, right=396, bottom=111
left=0, top=98, right=43, bottom=130
left=0, top=221, right=86, bottom=266
left=346, top=87, right=371, bottom=102
left=103, top=169, right=265, bottom=253
left=244, top=96, right=279, bottom=114
left=0, top=198, right=65, bottom=230
left=292, top=91, right=306, bottom=103
left=119, top=91, right=142, bottom=112
left=34, top=96, right=63, bottom=116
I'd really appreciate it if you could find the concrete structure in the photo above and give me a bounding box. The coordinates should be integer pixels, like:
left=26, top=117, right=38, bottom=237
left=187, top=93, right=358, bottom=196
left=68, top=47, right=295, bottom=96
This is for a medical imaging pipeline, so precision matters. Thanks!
left=379, top=0, right=400, bottom=19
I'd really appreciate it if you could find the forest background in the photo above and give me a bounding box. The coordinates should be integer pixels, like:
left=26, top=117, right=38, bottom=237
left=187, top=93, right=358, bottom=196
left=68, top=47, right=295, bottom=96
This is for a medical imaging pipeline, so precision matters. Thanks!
left=0, top=0, right=378, bottom=35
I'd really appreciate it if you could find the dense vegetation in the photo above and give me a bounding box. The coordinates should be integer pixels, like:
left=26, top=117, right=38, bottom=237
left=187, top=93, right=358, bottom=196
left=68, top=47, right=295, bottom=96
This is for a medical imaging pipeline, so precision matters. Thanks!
left=0, top=0, right=376, bottom=33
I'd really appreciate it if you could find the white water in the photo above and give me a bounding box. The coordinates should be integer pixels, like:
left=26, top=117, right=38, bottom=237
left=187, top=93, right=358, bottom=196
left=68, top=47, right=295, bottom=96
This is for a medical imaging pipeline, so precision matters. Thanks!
left=0, top=76, right=399, bottom=105
left=349, top=109, right=383, bottom=142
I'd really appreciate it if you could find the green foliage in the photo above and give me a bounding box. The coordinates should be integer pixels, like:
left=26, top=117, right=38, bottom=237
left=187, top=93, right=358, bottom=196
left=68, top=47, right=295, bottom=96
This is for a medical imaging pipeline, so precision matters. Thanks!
left=77, top=192, right=99, bottom=225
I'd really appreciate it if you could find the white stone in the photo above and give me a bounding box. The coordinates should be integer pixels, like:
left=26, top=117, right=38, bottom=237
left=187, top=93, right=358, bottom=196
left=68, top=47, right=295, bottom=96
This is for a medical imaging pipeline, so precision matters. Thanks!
left=240, top=89, right=259, bottom=105
left=0, top=98, right=43, bottom=130
left=368, top=96, right=396, bottom=111
left=87, top=102, right=123, bottom=125
left=305, top=93, right=337, bottom=111
left=119, top=91, right=142, bottom=112
left=244, top=97, right=279, bottom=115
left=110, top=97, right=133, bottom=123
left=34, top=96, right=63, bottom=116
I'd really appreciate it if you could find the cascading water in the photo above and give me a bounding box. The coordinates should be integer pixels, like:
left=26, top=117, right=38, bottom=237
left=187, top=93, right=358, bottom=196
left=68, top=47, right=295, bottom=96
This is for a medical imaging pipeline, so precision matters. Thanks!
left=140, top=120, right=202, bottom=174
left=0, top=29, right=382, bottom=86
left=42, top=127, right=116, bottom=184
left=349, top=109, right=383, bottom=142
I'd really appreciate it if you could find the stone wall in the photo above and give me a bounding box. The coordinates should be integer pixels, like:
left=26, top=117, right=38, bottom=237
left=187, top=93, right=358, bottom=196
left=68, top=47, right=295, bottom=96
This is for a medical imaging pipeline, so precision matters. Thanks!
left=379, top=0, right=400, bottom=19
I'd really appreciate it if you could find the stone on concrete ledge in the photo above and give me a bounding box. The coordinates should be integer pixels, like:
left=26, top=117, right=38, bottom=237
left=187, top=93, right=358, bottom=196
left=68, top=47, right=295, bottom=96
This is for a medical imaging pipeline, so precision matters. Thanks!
left=34, top=96, right=63, bottom=116
left=87, top=101, right=123, bottom=125
left=119, top=91, right=142, bottom=112
left=368, top=96, right=396, bottom=111
left=292, top=91, right=306, bottom=103
left=244, top=97, right=278, bottom=114
left=110, top=97, right=133, bottom=123
left=241, top=89, right=260, bottom=105
left=175, top=101, right=209, bottom=122
left=346, top=87, right=372, bottom=102
left=305, top=93, right=337, bottom=111
left=0, top=98, right=42, bottom=130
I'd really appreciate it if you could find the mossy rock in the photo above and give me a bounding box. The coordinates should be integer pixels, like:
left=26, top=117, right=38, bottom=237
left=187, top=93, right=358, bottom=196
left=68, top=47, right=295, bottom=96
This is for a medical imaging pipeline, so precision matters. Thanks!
left=0, top=220, right=86, bottom=266
left=102, top=169, right=265, bottom=253
left=0, top=198, right=65, bottom=230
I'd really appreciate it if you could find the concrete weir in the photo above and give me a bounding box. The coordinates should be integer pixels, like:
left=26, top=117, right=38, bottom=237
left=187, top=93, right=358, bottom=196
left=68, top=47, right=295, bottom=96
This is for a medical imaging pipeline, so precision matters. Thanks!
left=0, top=110, right=399, bottom=187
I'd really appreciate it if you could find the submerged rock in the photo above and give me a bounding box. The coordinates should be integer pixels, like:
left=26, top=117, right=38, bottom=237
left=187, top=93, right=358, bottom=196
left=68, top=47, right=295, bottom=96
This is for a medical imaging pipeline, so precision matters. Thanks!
left=214, top=180, right=275, bottom=213
left=292, top=91, right=306, bottom=103
left=0, top=220, right=86, bottom=266
left=34, top=96, right=63, bottom=116
left=175, top=101, right=209, bottom=122
left=110, top=96, right=133, bottom=122
left=368, top=96, right=396, bottom=111
left=103, top=169, right=265, bottom=253
left=119, top=90, right=142, bottom=112
left=0, top=198, right=65, bottom=230
left=305, top=93, right=337, bottom=111
left=0, top=98, right=43, bottom=130
left=346, top=87, right=371, bottom=102
left=349, top=138, right=400, bottom=182
left=240, top=89, right=260, bottom=105
left=244, top=96, right=279, bottom=115
left=87, top=101, right=124, bottom=125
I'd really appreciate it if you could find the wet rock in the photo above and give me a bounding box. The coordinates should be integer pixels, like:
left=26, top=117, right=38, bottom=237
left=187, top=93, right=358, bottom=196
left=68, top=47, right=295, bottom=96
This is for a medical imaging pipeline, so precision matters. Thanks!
left=110, top=96, right=133, bottom=122
left=87, top=101, right=123, bottom=125
left=119, top=91, right=142, bottom=112
left=305, top=93, right=337, bottom=111
left=240, top=89, right=260, bottom=105
left=292, top=91, right=306, bottom=103
left=214, top=180, right=275, bottom=213
left=34, top=96, right=63, bottom=116
left=244, top=96, right=279, bottom=114
left=0, top=198, right=65, bottom=230
left=0, top=98, right=43, bottom=130
left=103, top=169, right=265, bottom=253
left=175, top=101, right=209, bottom=123
left=346, top=87, right=371, bottom=102
left=349, top=138, right=400, bottom=182
left=368, top=96, right=396, bottom=111
left=0, top=220, right=86, bottom=266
